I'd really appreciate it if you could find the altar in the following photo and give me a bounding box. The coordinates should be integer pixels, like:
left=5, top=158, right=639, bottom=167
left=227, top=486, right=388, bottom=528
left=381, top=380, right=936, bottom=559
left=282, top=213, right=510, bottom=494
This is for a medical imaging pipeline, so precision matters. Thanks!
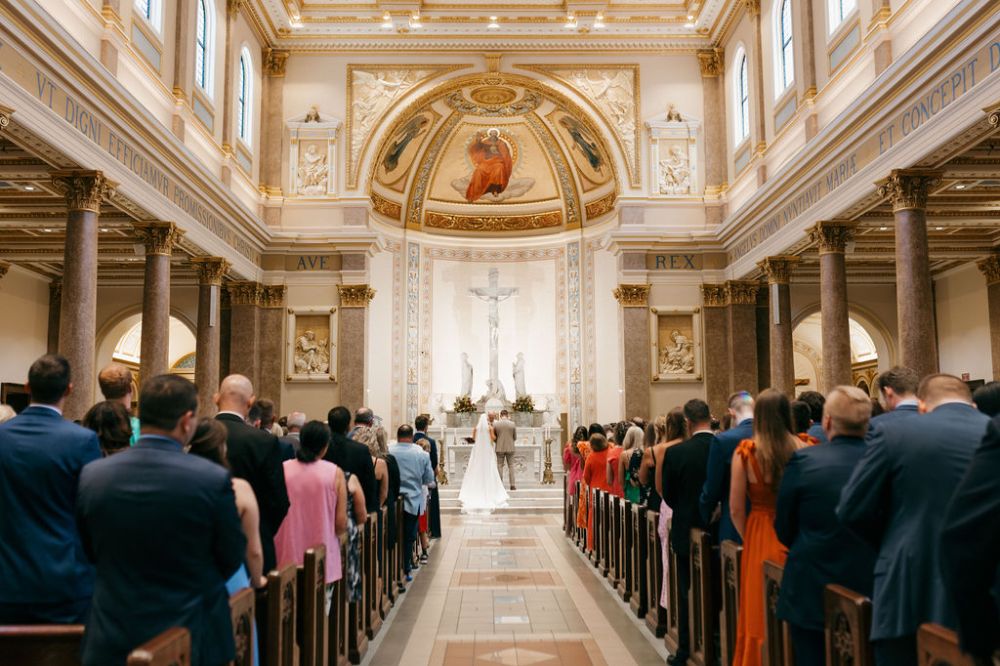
left=427, top=425, right=565, bottom=486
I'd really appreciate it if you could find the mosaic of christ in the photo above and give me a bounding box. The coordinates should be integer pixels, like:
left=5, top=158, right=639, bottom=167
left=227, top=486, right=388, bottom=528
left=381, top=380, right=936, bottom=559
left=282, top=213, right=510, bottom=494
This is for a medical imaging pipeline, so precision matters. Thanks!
left=451, top=128, right=535, bottom=203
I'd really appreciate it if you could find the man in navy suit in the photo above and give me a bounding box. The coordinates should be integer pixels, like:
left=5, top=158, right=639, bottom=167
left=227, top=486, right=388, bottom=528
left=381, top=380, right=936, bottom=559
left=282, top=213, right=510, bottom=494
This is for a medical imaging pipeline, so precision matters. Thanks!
left=77, top=374, right=246, bottom=666
left=414, top=413, right=442, bottom=539
left=776, top=386, right=877, bottom=665
left=869, top=366, right=920, bottom=430
left=0, top=354, right=101, bottom=623
left=699, top=390, right=754, bottom=544
left=837, top=374, right=990, bottom=666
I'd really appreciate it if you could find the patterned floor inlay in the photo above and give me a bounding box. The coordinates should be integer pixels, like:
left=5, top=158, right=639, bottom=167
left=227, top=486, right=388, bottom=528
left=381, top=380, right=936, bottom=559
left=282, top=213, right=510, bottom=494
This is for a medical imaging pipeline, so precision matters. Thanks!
left=450, top=571, right=561, bottom=588
left=435, top=638, right=607, bottom=666
left=464, top=537, right=541, bottom=548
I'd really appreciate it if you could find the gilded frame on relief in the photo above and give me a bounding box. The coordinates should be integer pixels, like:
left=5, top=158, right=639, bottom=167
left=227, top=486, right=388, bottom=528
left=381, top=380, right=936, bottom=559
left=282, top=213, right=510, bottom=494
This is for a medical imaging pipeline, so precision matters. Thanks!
left=286, top=307, right=338, bottom=383
left=649, top=306, right=702, bottom=383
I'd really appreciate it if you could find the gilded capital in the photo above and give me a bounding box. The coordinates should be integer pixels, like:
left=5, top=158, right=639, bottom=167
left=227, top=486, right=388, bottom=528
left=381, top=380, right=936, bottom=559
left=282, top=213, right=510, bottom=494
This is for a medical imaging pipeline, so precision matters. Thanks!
left=260, top=284, right=286, bottom=308
left=0, top=104, right=12, bottom=131
left=876, top=169, right=942, bottom=212
left=338, top=284, right=376, bottom=307
left=226, top=0, right=243, bottom=19
left=226, top=280, right=262, bottom=306
left=50, top=170, right=116, bottom=213
left=697, top=49, right=724, bottom=78
left=264, top=49, right=290, bottom=77
left=613, top=284, right=650, bottom=307
left=190, top=256, right=230, bottom=285
left=725, top=280, right=760, bottom=305
left=701, top=283, right=728, bottom=307
left=758, top=256, right=800, bottom=284
left=810, top=221, right=857, bottom=255
left=978, top=254, right=1000, bottom=286
left=743, top=0, right=761, bottom=17
left=134, top=221, right=184, bottom=256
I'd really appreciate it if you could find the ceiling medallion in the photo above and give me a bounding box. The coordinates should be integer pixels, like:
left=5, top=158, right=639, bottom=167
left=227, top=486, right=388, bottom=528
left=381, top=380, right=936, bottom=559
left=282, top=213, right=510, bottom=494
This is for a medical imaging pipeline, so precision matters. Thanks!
left=469, top=86, right=518, bottom=105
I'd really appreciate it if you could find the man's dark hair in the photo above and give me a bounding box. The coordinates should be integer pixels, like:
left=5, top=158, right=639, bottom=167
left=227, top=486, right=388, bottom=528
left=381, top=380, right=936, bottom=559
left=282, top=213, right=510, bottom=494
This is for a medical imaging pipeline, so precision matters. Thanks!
left=397, top=424, right=414, bottom=441
left=27, top=354, right=71, bottom=405
left=500, top=409, right=509, bottom=417
left=328, top=406, right=352, bottom=435
left=876, top=366, right=920, bottom=397
left=414, top=414, right=430, bottom=431
left=256, top=398, right=276, bottom=427
left=798, top=390, right=825, bottom=423
left=683, top=398, right=711, bottom=424
left=790, top=400, right=813, bottom=434
left=247, top=403, right=262, bottom=425
left=299, top=421, right=331, bottom=463
left=354, top=407, right=374, bottom=425
left=588, top=422, right=604, bottom=437
left=973, top=381, right=1000, bottom=417
left=82, top=400, right=132, bottom=455
left=139, top=374, right=197, bottom=431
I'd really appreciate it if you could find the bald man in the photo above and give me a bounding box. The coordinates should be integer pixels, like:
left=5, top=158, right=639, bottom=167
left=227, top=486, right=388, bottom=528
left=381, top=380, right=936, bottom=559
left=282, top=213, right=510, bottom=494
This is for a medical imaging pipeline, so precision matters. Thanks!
left=215, top=375, right=290, bottom=572
left=837, top=374, right=989, bottom=666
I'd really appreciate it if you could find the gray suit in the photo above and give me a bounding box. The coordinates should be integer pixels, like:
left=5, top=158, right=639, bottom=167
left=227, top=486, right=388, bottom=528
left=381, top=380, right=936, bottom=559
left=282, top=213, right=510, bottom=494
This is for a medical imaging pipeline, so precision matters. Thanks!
left=493, top=418, right=517, bottom=488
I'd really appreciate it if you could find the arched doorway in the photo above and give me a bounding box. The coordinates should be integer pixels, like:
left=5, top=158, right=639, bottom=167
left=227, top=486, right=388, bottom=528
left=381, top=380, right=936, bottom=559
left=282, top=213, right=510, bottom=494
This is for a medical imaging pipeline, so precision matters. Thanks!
left=94, top=314, right=197, bottom=399
left=792, top=313, right=883, bottom=396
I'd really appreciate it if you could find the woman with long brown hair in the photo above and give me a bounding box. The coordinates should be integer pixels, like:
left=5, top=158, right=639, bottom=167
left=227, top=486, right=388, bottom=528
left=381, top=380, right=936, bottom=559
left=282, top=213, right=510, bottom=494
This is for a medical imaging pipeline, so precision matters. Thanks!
left=730, top=389, right=803, bottom=666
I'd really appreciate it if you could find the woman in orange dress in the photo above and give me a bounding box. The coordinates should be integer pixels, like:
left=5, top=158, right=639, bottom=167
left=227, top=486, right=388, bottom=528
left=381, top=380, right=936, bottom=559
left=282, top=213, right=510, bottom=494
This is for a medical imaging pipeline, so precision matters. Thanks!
left=581, top=432, right=612, bottom=551
left=605, top=422, right=626, bottom=498
left=730, top=389, right=803, bottom=666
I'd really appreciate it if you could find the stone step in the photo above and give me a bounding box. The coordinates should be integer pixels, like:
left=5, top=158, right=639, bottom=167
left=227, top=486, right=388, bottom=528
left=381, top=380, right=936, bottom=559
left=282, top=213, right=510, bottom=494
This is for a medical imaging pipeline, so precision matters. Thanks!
left=437, top=486, right=564, bottom=514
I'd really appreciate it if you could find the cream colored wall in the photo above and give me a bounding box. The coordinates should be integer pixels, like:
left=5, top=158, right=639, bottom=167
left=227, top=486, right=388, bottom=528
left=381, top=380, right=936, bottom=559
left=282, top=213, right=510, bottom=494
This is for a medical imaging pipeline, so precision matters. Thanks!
left=0, top=268, right=51, bottom=386
left=592, top=246, right=622, bottom=424
left=366, top=248, right=395, bottom=423
left=281, top=281, right=342, bottom=423
left=935, top=262, right=993, bottom=381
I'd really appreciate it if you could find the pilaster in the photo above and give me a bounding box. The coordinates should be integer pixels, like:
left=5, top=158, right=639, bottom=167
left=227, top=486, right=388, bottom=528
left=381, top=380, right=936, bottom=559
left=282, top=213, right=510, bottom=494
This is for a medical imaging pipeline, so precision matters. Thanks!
left=614, top=284, right=651, bottom=419
left=338, top=284, right=375, bottom=412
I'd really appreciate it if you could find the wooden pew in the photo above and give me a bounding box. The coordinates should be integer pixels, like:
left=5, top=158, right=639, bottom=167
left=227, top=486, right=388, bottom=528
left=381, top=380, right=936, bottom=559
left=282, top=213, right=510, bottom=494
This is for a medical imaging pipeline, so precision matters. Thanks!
left=564, top=476, right=573, bottom=537
left=600, top=491, right=612, bottom=578
left=823, top=584, right=873, bottom=666
left=645, top=510, right=666, bottom=637
left=266, top=564, right=298, bottom=666
left=589, top=488, right=601, bottom=566
left=664, top=522, right=680, bottom=654
left=629, top=503, right=649, bottom=618
left=329, top=540, right=349, bottom=666
left=616, top=499, right=633, bottom=602
left=689, top=529, right=717, bottom=666
left=230, top=587, right=256, bottom=666
left=125, top=627, right=190, bottom=666
left=763, top=560, right=793, bottom=666
left=720, top=540, right=743, bottom=666
left=917, top=623, right=975, bottom=666
left=395, top=497, right=407, bottom=594
left=348, top=521, right=369, bottom=664
left=0, top=624, right=84, bottom=666
left=609, top=494, right=621, bottom=585
left=378, top=506, right=393, bottom=619
left=297, top=545, right=328, bottom=666
left=365, top=514, right=383, bottom=640
left=575, top=482, right=585, bottom=550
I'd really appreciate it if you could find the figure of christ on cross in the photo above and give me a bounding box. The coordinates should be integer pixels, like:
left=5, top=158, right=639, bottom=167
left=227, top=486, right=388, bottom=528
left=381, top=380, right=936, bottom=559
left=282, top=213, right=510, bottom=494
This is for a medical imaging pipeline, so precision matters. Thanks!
left=469, top=267, right=518, bottom=403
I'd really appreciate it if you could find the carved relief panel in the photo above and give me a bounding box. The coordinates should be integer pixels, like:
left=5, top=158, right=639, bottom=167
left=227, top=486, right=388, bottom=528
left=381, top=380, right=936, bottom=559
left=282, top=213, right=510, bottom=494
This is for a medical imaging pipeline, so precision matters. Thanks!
left=646, top=111, right=701, bottom=197
left=286, top=306, right=338, bottom=383
left=287, top=108, right=341, bottom=198
left=650, top=306, right=702, bottom=382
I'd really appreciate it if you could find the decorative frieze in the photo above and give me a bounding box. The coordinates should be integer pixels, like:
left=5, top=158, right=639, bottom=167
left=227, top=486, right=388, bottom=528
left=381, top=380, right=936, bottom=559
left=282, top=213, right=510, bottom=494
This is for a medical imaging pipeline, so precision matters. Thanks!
left=50, top=170, right=115, bottom=213
left=190, top=256, right=230, bottom=285
left=758, top=256, right=800, bottom=284
left=876, top=169, right=942, bottom=212
left=338, top=284, right=376, bottom=307
left=613, top=284, right=650, bottom=307
left=697, top=49, right=723, bottom=78
left=133, top=221, right=184, bottom=256
left=726, top=280, right=760, bottom=305
left=701, top=284, right=727, bottom=307
left=811, top=221, right=857, bottom=255
left=978, top=254, right=1000, bottom=286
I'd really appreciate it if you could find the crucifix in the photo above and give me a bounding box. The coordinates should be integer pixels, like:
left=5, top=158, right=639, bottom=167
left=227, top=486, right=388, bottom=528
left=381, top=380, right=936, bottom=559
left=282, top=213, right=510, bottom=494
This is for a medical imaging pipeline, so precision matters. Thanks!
left=469, top=267, right=518, bottom=401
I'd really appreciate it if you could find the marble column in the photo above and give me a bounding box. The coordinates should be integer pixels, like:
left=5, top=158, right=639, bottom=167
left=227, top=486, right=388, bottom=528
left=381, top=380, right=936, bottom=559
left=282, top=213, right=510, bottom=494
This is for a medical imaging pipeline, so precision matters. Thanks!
left=170, top=0, right=194, bottom=138
left=614, top=285, right=651, bottom=419
left=698, top=48, right=727, bottom=227
left=47, top=280, right=62, bottom=354
left=726, top=280, right=760, bottom=393
left=191, top=257, right=230, bottom=416
left=878, top=169, right=941, bottom=378
left=220, top=0, right=243, bottom=184
left=811, top=221, right=856, bottom=391
left=977, top=255, right=1000, bottom=380
left=755, top=285, right=771, bottom=392
left=51, top=170, right=114, bottom=420
left=258, top=285, right=285, bottom=411
left=226, top=281, right=261, bottom=389
left=745, top=0, right=767, bottom=183
left=134, top=222, right=184, bottom=381
left=219, top=286, right=232, bottom=381
left=337, top=284, right=376, bottom=413
left=702, top=284, right=730, bottom=417
left=759, top=256, right=799, bottom=397
left=261, top=49, right=289, bottom=195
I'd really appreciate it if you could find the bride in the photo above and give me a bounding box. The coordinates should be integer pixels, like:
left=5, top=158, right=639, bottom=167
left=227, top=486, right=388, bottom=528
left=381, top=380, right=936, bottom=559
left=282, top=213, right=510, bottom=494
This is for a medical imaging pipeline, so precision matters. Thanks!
left=459, top=413, right=509, bottom=513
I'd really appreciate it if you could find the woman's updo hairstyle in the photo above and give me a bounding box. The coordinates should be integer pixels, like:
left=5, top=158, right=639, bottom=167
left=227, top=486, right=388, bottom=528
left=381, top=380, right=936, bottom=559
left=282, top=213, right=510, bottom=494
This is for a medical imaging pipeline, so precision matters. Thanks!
left=298, top=420, right=331, bottom=463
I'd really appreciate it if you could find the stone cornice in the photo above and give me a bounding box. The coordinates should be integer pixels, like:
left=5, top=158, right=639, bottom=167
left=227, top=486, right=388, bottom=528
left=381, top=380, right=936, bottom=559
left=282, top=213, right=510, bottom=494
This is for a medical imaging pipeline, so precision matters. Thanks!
left=134, top=221, right=185, bottom=256
left=50, top=170, right=116, bottom=213
left=338, top=284, right=376, bottom=307
left=613, top=284, right=650, bottom=307
left=190, top=256, right=231, bottom=285
left=758, top=255, right=800, bottom=284
left=876, top=169, right=943, bottom=212
left=810, top=221, right=858, bottom=255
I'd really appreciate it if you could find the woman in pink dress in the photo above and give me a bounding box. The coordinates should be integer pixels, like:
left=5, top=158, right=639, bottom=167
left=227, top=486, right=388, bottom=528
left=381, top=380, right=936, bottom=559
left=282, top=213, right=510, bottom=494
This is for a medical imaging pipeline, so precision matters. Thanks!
left=274, top=421, right=348, bottom=598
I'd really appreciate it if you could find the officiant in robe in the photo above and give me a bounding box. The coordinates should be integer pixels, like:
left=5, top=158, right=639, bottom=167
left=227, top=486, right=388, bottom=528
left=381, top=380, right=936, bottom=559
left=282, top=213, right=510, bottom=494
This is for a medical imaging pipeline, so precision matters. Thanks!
left=465, top=130, right=513, bottom=202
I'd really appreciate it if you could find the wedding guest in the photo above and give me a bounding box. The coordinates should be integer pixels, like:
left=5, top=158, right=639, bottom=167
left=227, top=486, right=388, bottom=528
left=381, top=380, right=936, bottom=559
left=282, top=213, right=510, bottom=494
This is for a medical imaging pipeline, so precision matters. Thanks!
left=775, top=387, right=876, bottom=665
left=574, top=426, right=597, bottom=535
left=606, top=422, right=627, bottom=497
left=563, top=425, right=589, bottom=498
left=388, top=424, right=434, bottom=581
left=870, top=366, right=920, bottom=429
left=662, top=399, right=714, bottom=666
left=279, top=411, right=306, bottom=454
left=972, top=380, right=1000, bottom=417
left=97, top=362, right=140, bottom=445
left=0, top=355, right=101, bottom=623
left=77, top=375, right=245, bottom=666
left=837, top=374, right=990, bottom=666
left=798, top=390, right=828, bottom=444
left=790, top=400, right=812, bottom=437
left=582, top=432, right=611, bottom=550
left=621, top=423, right=646, bottom=504
left=700, top=390, right=755, bottom=545
left=0, top=405, right=15, bottom=425
left=256, top=399, right=285, bottom=439
left=82, top=400, right=133, bottom=456
left=414, top=414, right=442, bottom=539
left=730, top=389, right=801, bottom=666
left=326, top=406, right=379, bottom=513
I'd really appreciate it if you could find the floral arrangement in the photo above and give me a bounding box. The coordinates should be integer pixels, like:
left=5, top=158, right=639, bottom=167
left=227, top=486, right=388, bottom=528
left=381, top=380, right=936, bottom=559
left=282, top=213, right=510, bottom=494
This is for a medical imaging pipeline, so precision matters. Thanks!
left=453, top=395, right=476, bottom=413
left=512, top=395, right=535, bottom=413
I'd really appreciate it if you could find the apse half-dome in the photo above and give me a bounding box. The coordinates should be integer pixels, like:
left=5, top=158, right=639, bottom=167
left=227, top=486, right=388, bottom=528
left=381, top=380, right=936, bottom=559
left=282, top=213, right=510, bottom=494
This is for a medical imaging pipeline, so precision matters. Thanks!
left=368, top=73, right=618, bottom=235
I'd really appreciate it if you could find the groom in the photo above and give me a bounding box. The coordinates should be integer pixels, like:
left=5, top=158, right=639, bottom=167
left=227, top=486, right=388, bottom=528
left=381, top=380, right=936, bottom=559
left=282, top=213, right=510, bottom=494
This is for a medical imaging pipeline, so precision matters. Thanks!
left=493, top=410, right=518, bottom=490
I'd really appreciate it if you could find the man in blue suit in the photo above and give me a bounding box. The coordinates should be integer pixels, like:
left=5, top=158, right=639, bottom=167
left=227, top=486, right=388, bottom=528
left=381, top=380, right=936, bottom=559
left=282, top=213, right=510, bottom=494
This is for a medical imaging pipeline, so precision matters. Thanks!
left=775, top=386, right=877, bottom=665
left=0, top=354, right=101, bottom=623
left=837, top=374, right=990, bottom=666
left=869, top=366, right=920, bottom=430
left=77, top=375, right=246, bottom=666
left=699, top=390, right=754, bottom=544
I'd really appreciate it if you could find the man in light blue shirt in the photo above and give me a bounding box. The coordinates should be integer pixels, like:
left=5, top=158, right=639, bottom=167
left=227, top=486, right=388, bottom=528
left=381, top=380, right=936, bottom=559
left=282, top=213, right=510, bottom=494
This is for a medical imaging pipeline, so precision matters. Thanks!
left=388, top=424, right=435, bottom=580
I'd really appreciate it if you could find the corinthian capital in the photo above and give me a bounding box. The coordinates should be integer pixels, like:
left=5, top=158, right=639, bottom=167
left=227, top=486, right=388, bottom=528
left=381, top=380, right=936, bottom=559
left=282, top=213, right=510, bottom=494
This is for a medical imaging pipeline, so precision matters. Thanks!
left=725, top=280, right=760, bottom=305
left=876, top=169, right=942, bottom=212
left=701, top=283, right=727, bottom=307
left=226, top=0, right=243, bottom=19
left=263, top=49, right=290, bottom=77
left=978, top=254, right=1000, bottom=286
left=190, top=256, right=230, bottom=285
left=758, top=256, right=800, bottom=284
left=613, top=284, right=650, bottom=307
left=134, top=221, right=184, bottom=256
left=50, top=170, right=116, bottom=213
left=743, top=0, right=761, bottom=17
left=697, top=49, right=724, bottom=78
left=810, top=221, right=857, bottom=254
left=338, top=284, right=376, bottom=307
left=260, top=284, right=286, bottom=308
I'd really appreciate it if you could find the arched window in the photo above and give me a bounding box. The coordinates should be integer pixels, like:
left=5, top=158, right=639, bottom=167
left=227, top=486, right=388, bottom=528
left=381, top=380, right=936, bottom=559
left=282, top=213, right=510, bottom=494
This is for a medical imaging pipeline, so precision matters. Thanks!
left=237, top=48, right=252, bottom=145
left=776, top=0, right=794, bottom=95
left=134, top=0, right=162, bottom=32
left=194, top=0, right=215, bottom=95
left=735, top=49, right=750, bottom=143
left=827, top=0, right=857, bottom=33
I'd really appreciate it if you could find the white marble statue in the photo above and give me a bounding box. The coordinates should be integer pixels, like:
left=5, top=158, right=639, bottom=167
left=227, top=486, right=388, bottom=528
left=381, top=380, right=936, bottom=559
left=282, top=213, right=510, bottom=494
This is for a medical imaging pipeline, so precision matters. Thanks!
left=512, top=352, right=527, bottom=398
left=469, top=268, right=518, bottom=402
left=660, top=329, right=695, bottom=374
left=658, top=146, right=691, bottom=195
left=460, top=352, right=473, bottom=397
left=297, top=144, right=329, bottom=195
left=294, top=330, right=330, bottom=374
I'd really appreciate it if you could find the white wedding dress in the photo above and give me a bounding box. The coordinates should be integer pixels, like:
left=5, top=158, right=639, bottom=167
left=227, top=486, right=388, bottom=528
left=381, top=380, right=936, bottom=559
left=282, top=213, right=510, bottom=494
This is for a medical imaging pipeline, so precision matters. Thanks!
left=459, top=414, right=510, bottom=514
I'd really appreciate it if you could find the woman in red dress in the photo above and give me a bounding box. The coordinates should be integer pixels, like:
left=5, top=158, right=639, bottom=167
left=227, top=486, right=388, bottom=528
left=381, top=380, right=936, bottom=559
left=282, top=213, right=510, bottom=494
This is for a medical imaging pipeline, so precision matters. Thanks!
left=581, top=433, right=612, bottom=551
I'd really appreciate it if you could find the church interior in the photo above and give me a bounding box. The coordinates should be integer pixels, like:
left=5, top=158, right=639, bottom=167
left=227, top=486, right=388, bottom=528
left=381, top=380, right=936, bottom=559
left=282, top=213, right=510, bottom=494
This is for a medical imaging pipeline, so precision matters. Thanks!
left=1, top=0, right=999, bottom=664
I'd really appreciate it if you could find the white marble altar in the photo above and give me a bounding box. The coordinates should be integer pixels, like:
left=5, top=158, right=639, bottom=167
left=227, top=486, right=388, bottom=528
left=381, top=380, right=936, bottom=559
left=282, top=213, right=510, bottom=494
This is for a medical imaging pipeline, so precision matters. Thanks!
left=428, top=425, right=565, bottom=486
